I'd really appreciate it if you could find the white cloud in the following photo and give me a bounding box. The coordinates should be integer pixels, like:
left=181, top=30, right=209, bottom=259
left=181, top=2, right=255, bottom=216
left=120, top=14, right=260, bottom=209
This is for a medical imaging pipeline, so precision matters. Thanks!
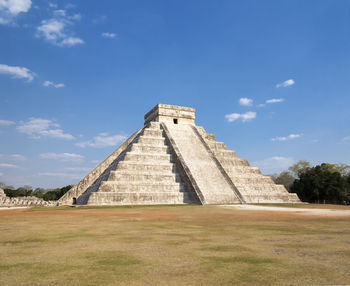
left=0, top=0, right=31, bottom=25
left=48, top=3, right=57, bottom=8
left=76, top=133, right=127, bottom=148
left=61, top=36, right=83, bottom=46
left=266, top=98, right=284, bottom=104
left=0, top=172, right=3, bottom=176
left=102, top=32, right=116, bottom=38
left=0, top=64, right=35, bottom=81
left=38, top=172, right=81, bottom=179
left=43, top=80, right=65, bottom=88
left=64, top=167, right=90, bottom=172
left=225, top=111, right=256, bottom=123
left=276, top=79, right=295, bottom=88
left=91, top=160, right=100, bottom=164
left=0, top=163, right=19, bottom=168
left=36, top=9, right=84, bottom=47
left=239, top=97, right=253, bottom=106
left=252, top=156, right=295, bottom=174
left=40, top=152, right=84, bottom=162
left=340, top=136, right=350, bottom=144
left=43, top=80, right=53, bottom=86
left=17, top=118, right=75, bottom=140
left=0, top=119, right=15, bottom=126
left=0, top=154, right=26, bottom=161
left=10, top=154, right=26, bottom=160
left=271, top=133, right=302, bottom=142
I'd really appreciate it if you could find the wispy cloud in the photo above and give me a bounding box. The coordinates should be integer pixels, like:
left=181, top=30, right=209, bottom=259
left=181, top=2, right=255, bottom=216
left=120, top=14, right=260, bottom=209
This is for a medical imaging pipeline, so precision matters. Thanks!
left=276, top=79, right=295, bottom=88
left=40, top=152, right=84, bottom=162
left=252, top=156, right=295, bottom=174
left=271, top=133, right=302, bottom=142
left=258, top=98, right=285, bottom=107
left=17, top=118, right=75, bottom=140
left=92, top=15, right=107, bottom=24
left=225, top=111, right=256, bottom=123
left=0, top=163, right=19, bottom=168
left=0, top=64, right=35, bottom=81
left=76, top=133, right=127, bottom=148
left=36, top=9, right=84, bottom=47
left=102, top=32, right=116, bottom=38
left=0, top=154, right=26, bottom=161
left=0, top=0, right=31, bottom=25
left=43, top=80, right=65, bottom=88
left=64, top=167, right=90, bottom=172
left=266, top=98, right=284, bottom=104
left=38, top=172, right=81, bottom=179
left=340, top=136, right=350, bottom=144
left=0, top=119, right=15, bottom=126
left=238, top=97, right=253, bottom=106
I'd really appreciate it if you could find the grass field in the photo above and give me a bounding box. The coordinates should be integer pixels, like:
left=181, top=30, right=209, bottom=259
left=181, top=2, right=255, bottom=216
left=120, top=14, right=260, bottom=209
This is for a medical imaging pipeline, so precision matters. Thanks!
left=1, top=204, right=350, bottom=286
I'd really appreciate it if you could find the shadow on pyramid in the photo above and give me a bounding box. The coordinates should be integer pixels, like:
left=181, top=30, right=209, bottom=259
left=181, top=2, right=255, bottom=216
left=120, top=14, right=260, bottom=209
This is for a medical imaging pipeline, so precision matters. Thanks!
left=59, top=104, right=300, bottom=206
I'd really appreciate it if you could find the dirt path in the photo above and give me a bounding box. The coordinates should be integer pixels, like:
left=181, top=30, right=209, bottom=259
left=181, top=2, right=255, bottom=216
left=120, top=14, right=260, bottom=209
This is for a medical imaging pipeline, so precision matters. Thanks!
left=222, top=204, right=350, bottom=216
left=0, top=207, right=29, bottom=210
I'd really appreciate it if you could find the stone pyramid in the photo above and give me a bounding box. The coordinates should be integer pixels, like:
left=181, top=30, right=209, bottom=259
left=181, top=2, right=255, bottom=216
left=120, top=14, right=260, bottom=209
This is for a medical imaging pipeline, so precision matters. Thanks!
left=59, top=104, right=300, bottom=205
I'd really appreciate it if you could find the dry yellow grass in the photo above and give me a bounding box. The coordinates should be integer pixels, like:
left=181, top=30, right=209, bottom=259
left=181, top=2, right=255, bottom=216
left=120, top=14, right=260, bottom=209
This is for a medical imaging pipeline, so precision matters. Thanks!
left=0, top=204, right=350, bottom=285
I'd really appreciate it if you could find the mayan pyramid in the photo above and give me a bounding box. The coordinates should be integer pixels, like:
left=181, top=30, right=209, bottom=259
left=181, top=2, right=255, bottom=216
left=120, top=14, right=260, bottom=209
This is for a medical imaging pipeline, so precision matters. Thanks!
left=59, top=104, right=300, bottom=205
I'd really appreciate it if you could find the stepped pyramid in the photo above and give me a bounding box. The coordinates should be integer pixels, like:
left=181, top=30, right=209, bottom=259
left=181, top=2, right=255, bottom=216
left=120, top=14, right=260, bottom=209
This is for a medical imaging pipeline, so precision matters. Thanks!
left=59, top=104, right=300, bottom=205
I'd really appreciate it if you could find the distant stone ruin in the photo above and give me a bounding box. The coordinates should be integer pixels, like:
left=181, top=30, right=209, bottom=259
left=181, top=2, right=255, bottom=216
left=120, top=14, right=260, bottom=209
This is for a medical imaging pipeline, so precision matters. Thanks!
left=59, top=104, right=300, bottom=206
left=0, top=188, right=55, bottom=207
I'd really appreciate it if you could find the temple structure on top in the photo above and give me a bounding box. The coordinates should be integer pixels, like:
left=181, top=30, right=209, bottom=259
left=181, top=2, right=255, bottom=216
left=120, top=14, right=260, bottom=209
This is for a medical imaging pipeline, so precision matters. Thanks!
left=59, top=104, right=300, bottom=205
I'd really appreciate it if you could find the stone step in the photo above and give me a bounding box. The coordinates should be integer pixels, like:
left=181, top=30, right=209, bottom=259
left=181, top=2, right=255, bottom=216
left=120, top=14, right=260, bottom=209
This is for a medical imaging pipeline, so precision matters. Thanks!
left=227, top=166, right=261, bottom=175
left=207, top=141, right=227, bottom=151
left=243, top=194, right=297, bottom=203
left=236, top=184, right=287, bottom=193
left=131, top=143, right=169, bottom=153
left=87, top=192, right=192, bottom=205
left=137, top=136, right=166, bottom=146
left=213, top=150, right=238, bottom=158
left=108, top=171, right=180, bottom=183
left=220, top=158, right=250, bottom=167
left=99, top=181, right=184, bottom=192
left=142, top=129, right=164, bottom=137
left=230, top=176, right=274, bottom=185
left=124, top=152, right=173, bottom=163
left=147, top=121, right=161, bottom=129
left=116, top=161, right=175, bottom=172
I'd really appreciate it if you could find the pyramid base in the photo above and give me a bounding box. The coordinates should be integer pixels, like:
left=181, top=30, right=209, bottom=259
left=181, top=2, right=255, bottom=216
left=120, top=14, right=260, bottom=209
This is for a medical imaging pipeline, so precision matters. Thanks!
left=85, top=192, right=195, bottom=205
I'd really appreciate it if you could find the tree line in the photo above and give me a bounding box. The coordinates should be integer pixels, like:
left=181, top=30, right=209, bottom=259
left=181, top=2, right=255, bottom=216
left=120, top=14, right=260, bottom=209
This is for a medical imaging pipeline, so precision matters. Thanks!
left=272, top=161, right=350, bottom=204
left=0, top=182, right=72, bottom=201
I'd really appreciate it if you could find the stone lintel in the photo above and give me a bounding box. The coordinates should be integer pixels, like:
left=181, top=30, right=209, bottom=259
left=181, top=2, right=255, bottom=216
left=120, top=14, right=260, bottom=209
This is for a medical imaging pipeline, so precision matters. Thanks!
left=144, top=104, right=195, bottom=125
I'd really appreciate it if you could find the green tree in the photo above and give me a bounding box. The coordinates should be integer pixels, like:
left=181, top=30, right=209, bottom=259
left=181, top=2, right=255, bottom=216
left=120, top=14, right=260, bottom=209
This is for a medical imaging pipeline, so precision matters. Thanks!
left=43, top=185, right=72, bottom=201
left=291, top=163, right=348, bottom=204
left=288, top=160, right=311, bottom=178
left=275, top=171, right=295, bottom=192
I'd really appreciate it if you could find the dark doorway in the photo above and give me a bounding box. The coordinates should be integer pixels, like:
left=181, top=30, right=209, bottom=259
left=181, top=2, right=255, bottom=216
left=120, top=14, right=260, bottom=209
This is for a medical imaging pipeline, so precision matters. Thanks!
left=173, top=118, right=178, bottom=124
left=72, top=197, right=77, bottom=205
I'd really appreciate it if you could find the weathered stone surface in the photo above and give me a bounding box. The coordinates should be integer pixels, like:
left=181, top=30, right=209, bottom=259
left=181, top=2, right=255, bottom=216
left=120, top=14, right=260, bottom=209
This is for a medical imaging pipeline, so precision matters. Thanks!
left=60, top=104, right=301, bottom=205
left=0, top=190, right=55, bottom=207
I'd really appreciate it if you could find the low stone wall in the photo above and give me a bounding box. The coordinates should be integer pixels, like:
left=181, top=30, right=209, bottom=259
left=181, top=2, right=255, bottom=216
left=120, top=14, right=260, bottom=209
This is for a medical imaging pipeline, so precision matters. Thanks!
left=0, top=189, right=56, bottom=207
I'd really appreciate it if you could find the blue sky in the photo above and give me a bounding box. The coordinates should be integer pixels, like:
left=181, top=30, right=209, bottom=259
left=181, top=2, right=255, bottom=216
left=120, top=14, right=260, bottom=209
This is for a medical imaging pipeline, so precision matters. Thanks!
left=0, top=0, right=349, bottom=188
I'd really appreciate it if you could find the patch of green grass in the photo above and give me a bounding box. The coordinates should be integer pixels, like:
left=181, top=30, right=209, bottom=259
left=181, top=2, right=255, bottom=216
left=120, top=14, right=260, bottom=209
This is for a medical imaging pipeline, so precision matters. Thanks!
left=204, top=255, right=276, bottom=267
